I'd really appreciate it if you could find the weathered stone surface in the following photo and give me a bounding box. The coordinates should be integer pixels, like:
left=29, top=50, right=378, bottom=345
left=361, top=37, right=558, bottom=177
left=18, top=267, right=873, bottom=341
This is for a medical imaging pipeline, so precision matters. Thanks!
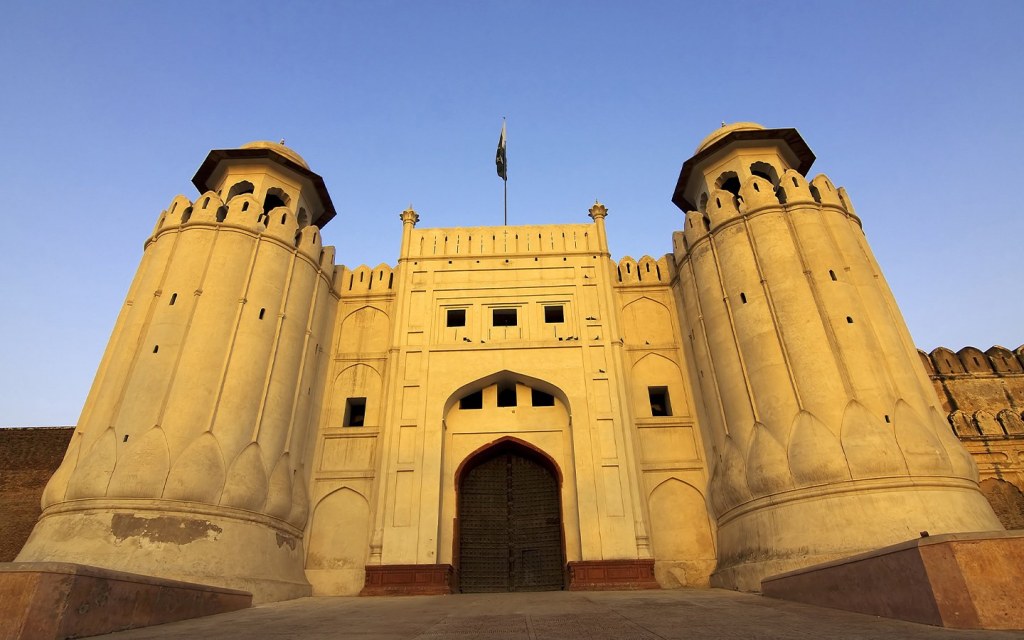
left=762, top=531, right=1024, bottom=630
left=0, top=562, right=250, bottom=639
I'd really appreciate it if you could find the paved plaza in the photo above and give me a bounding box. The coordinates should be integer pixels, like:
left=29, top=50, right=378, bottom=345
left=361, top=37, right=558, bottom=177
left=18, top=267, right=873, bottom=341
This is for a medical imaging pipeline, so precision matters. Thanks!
left=103, top=589, right=1024, bottom=639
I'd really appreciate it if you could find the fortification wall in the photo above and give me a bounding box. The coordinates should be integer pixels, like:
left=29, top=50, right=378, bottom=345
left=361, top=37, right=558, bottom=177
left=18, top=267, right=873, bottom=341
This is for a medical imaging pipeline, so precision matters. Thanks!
left=0, top=427, right=74, bottom=561
left=921, top=345, right=1024, bottom=529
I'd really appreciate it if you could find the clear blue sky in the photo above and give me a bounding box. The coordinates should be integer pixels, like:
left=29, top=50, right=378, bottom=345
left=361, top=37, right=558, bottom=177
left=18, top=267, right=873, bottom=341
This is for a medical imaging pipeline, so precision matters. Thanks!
left=1, top=1, right=1022, bottom=426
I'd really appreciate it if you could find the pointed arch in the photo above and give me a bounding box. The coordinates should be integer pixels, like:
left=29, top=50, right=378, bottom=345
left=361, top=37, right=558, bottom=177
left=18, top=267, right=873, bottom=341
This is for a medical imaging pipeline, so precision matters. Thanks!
left=442, top=369, right=571, bottom=419
left=326, top=363, right=382, bottom=428
left=631, top=352, right=688, bottom=418
left=338, top=305, right=390, bottom=354
left=306, top=486, right=371, bottom=595
left=647, top=477, right=715, bottom=587
left=621, top=296, right=673, bottom=345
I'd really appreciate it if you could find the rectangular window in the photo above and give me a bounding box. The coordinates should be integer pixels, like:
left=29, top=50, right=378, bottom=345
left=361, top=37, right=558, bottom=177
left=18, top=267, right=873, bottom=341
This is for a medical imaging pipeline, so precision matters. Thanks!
left=344, top=397, right=366, bottom=427
left=492, top=308, right=518, bottom=327
left=497, top=382, right=517, bottom=407
left=447, top=308, right=466, bottom=327
left=531, top=389, right=555, bottom=407
left=648, top=387, right=671, bottom=417
left=544, top=305, right=564, bottom=324
left=459, top=390, right=483, bottom=410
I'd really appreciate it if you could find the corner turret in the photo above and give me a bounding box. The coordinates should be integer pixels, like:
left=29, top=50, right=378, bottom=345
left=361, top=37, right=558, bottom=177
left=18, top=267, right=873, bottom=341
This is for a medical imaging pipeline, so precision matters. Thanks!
left=192, top=140, right=336, bottom=228
left=669, top=122, right=1002, bottom=591
left=671, top=122, right=815, bottom=213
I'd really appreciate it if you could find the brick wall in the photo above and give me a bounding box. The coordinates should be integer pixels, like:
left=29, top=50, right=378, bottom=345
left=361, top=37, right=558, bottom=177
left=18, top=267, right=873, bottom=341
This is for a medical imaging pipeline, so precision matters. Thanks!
left=920, top=345, right=1024, bottom=530
left=0, top=427, right=74, bottom=561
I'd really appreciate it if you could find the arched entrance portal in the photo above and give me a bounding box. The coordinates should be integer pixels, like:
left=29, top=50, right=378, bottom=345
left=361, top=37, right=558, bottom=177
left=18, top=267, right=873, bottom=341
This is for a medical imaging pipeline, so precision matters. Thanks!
left=457, top=440, right=565, bottom=592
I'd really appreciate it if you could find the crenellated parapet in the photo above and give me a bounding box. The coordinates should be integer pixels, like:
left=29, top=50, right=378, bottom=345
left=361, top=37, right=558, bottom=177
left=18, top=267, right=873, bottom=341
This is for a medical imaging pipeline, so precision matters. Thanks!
left=614, top=255, right=671, bottom=285
left=673, top=171, right=858, bottom=261
left=923, top=345, right=1024, bottom=376
left=921, top=344, right=1024, bottom=443
left=337, top=263, right=396, bottom=295
left=406, top=223, right=602, bottom=259
left=151, top=192, right=337, bottom=272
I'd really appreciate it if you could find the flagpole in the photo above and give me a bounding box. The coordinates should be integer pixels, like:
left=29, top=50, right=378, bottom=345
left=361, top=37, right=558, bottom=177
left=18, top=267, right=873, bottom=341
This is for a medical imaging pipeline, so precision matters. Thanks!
left=503, top=117, right=508, bottom=226
left=497, top=117, right=508, bottom=225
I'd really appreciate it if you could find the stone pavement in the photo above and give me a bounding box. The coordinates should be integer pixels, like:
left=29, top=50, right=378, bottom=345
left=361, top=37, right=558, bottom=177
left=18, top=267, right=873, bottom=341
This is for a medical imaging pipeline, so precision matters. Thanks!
left=102, top=589, right=1024, bottom=639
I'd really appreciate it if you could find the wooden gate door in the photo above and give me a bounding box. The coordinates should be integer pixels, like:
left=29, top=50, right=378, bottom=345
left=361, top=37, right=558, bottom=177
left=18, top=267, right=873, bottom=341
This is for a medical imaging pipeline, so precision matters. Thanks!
left=459, top=448, right=564, bottom=592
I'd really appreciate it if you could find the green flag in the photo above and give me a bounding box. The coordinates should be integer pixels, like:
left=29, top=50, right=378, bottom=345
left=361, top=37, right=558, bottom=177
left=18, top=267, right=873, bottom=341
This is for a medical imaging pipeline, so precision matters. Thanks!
left=495, top=121, right=507, bottom=180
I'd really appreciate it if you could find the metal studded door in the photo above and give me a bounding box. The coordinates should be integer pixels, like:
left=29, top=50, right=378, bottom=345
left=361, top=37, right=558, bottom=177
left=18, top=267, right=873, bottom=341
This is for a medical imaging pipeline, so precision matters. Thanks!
left=459, top=448, right=564, bottom=592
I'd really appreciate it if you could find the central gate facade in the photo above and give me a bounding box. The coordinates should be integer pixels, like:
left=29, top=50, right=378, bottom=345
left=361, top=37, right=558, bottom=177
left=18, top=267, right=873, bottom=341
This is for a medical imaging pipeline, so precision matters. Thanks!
left=457, top=442, right=565, bottom=592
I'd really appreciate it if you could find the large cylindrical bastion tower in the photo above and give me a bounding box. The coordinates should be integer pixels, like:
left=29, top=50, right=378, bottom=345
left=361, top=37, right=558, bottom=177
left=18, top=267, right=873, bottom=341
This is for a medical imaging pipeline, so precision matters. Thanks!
left=670, top=124, right=1002, bottom=590
left=17, top=142, right=340, bottom=602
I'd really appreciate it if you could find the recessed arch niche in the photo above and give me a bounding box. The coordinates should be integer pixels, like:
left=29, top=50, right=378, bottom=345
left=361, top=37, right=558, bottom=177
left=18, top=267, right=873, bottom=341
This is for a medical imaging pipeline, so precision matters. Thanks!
left=622, top=297, right=673, bottom=345
left=437, top=370, right=582, bottom=572
left=305, top=486, right=371, bottom=595
left=647, top=478, right=715, bottom=587
left=338, top=306, right=389, bottom=354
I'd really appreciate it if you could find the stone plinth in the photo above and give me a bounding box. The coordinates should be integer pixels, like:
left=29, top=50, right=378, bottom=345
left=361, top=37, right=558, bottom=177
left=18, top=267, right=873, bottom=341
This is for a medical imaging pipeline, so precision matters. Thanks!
left=361, top=564, right=454, bottom=596
left=0, top=562, right=251, bottom=639
left=568, top=559, right=659, bottom=590
left=761, top=530, right=1024, bottom=630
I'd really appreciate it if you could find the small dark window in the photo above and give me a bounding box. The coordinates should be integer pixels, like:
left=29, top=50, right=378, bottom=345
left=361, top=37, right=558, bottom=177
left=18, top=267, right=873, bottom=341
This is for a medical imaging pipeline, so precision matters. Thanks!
left=228, top=181, right=255, bottom=200
left=447, top=309, right=466, bottom=327
left=344, top=397, right=366, bottom=427
left=152, top=345, right=159, bottom=353
left=884, top=415, right=891, bottom=423
left=459, top=390, right=483, bottom=410
left=123, top=434, right=129, bottom=442
left=649, top=386, right=671, bottom=417
left=846, top=316, right=854, bottom=324
left=739, top=292, right=747, bottom=304
left=497, top=383, right=517, bottom=407
left=264, top=192, right=287, bottom=212
left=259, top=308, right=266, bottom=320
left=531, top=389, right=555, bottom=407
left=493, top=308, right=517, bottom=327
left=720, top=176, right=741, bottom=196
left=242, top=201, right=250, bottom=212
left=544, top=305, right=564, bottom=323
left=169, top=293, right=177, bottom=305
left=829, top=270, right=837, bottom=281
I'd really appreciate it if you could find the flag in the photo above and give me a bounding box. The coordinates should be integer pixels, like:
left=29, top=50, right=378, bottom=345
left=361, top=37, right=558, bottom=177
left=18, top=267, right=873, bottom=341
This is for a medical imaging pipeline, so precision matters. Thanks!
left=495, top=121, right=507, bottom=180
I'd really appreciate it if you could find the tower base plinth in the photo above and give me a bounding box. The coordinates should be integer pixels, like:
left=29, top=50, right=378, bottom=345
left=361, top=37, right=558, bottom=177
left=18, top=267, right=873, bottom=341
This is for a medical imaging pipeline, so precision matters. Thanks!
left=711, top=478, right=1003, bottom=591
left=0, top=562, right=251, bottom=639
left=15, top=501, right=311, bottom=603
left=761, top=530, right=1024, bottom=630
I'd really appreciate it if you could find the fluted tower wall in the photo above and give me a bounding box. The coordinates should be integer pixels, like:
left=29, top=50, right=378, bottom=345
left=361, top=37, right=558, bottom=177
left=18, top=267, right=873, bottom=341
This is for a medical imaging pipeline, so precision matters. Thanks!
left=671, top=124, right=1001, bottom=590
left=18, top=144, right=340, bottom=602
